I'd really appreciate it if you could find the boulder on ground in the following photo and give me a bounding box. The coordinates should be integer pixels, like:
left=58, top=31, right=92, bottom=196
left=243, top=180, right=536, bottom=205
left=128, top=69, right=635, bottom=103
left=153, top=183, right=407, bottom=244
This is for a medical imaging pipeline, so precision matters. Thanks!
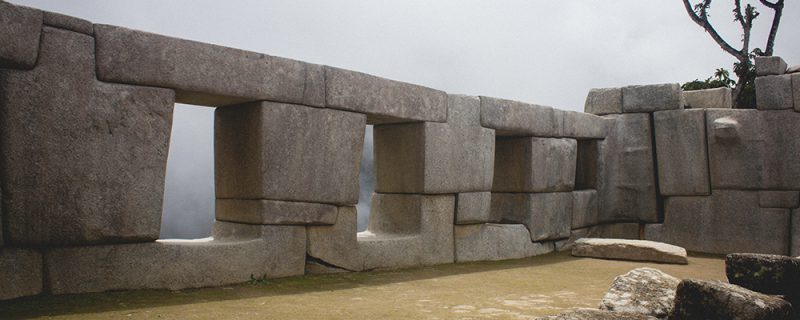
left=571, top=238, right=688, bottom=264
left=539, top=308, right=656, bottom=320
left=726, top=253, right=800, bottom=312
left=670, top=279, right=792, bottom=319
left=599, top=267, right=680, bottom=318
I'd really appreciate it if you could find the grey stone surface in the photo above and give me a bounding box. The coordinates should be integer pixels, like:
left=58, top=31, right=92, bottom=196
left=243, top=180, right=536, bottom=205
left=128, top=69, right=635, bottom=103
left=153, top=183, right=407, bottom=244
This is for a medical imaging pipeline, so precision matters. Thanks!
left=0, top=27, right=174, bottom=245
left=562, top=111, right=611, bottom=139
left=794, top=74, right=800, bottom=113
left=596, top=114, right=658, bottom=223
left=622, top=83, right=683, bottom=113
left=794, top=210, right=800, bottom=257
left=572, top=238, right=688, bottom=264
left=215, top=102, right=365, bottom=205
left=645, top=190, right=790, bottom=255
left=683, top=87, right=732, bottom=109
left=599, top=267, right=680, bottom=317
left=216, top=199, right=337, bottom=225
left=373, top=97, right=494, bottom=194
left=325, top=66, right=447, bottom=124
left=670, top=279, right=791, bottom=319
left=571, top=190, right=599, bottom=229
left=42, top=11, right=93, bottom=35
left=0, top=2, right=42, bottom=69
left=584, top=87, right=623, bottom=115
left=454, top=223, right=553, bottom=262
left=756, top=56, right=788, bottom=76
left=558, top=223, right=641, bottom=251
left=95, top=24, right=324, bottom=107
left=307, top=206, right=363, bottom=272
left=759, top=191, right=800, bottom=208
left=455, top=192, right=496, bottom=224
left=447, top=94, right=482, bottom=125
left=756, top=74, right=794, bottom=110
left=480, top=96, right=562, bottom=136
left=726, top=253, right=800, bottom=306
left=493, top=137, right=577, bottom=193
left=540, top=309, right=656, bottom=320
left=653, top=109, right=710, bottom=196
left=46, top=222, right=306, bottom=294
left=0, top=248, right=42, bottom=300
left=789, top=65, right=800, bottom=74
left=492, top=193, right=572, bottom=241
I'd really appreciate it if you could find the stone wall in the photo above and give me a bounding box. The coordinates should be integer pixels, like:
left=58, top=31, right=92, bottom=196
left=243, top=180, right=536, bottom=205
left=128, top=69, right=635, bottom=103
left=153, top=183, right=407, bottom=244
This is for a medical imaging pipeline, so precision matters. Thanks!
left=0, top=2, right=797, bottom=300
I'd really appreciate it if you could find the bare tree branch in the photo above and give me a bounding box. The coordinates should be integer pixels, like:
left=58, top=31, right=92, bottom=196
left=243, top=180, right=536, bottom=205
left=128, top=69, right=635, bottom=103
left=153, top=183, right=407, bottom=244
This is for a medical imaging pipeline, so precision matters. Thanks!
left=681, top=0, right=743, bottom=58
left=761, top=0, right=783, bottom=56
left=759, top=0, right=780, bottom=9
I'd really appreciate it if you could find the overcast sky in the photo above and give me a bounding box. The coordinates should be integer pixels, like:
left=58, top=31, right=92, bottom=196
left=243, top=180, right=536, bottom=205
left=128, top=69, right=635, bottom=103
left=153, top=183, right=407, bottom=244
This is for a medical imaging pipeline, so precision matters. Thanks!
left=11, top=0, right=799, bottom=238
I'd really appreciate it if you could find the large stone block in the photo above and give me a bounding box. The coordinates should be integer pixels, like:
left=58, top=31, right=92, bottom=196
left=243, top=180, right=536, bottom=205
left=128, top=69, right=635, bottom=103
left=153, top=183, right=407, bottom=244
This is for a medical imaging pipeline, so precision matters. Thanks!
left=759, top=191, right=800, bottom=209
left=0, top=27, right=174, bottom=246
left=492, top=193, right=572, bottom=241
left=670, top=279, right=792, bottom=319
left=46, top=222, right=306, bottom=294
left=572, top=190, right=599, bottom=229
left=480, top=96, right=562, bottom=137
left=561, top=111, right=611, bottom=139
left=95, top=24, right=323, bottom=107
left=622, top=83, right=683, bottom=113
left=374, top=96, right=494, bottom=194
left=0, top=248, right=42, bottom=300
left=756, top=75, right=793, bottom=110
left=42, top=11, right=93, bottom=35
left=572, top=238, right=688, bottom=264
left=454, top=224, right=553, bottom=262
left=455, top=192, right=497, bottom=224
left=216, top=199, right=337, bottom=225
left=0, top=2, right=42, bottom=69
left=653, top=109, right=710, bottom=196
left=307, top=206, right=363, bottom=272
left=584, top=87, right=622, bottom=115
left=325, top=66, right=447, bottom=124
left=215, top=102, right=365, bottom=205
left=645, top=190, right=790, bottom=255
left=493, top=137, right=577, bottom=193
left=682, top=87, right=732, bottom=109
left=756, top=56, right=788, bottom=76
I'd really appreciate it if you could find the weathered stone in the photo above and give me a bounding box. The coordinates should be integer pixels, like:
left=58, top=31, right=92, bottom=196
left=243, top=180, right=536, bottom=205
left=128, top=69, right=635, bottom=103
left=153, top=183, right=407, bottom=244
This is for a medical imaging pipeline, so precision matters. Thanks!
left=759, top=191, right=800, bottom=208
left=584, top=87, right=623, bottom=115
left=454, top=223, right=553, bottom=262
left=216, top=199, right=337, bottom=225
left=756, top=75, right=794, bottom=110
left=374, top=96, right=494, bottom=194
left=215, top=102, right=365, bottom=205
left=447, top=94, right=482, bottom=125
left=622, top=83, right=683, bottom=113
left=653, top=109, right=710, bottom=196
left=683, top=87, right=733, bottom=109
left=600, top=267, right=680, bottom=317
left=480, top=96, right=562, bottom=136
left=42, top=11, right=93, bottom=35
left=756, top=56, right=788, bottom=76
left=539, top=308, right=656, bottom=320
left=455, top=192, right=496, bottom=224
left=325, top=66, right=447, bottom=123
left=493, top=137, right=577, bottom=193
left=670, top=279, right=792, bottom=319
left=596, top=114, right=658, bottom=222
left=46, top=222, right=306, bottom=294
left=646, top=190, right=790, bottom=255
left=307, top=206, right=363, bottom=272
left=95, top=24, right=324, bottom=107
left=561, top=111, right=611, bottom=139
left=572, top=238, right=687, bottom=264
left=789, top=65, right=800, bottom=74
left=726, top=253, right=800, bottom=305
left=0, top=2, right=42, bottom=69
left=794, top=74, right=800, bottom=113
left=794, top=210, right=800, bottom=257
left=571, top=190, right=599, bottom=229
left=0, top=248, right=42, bottom=300
left=0, top=27, right=174, bottom=245
left=492, top=193, right=572, bottom=241
left=558, top=223, right=641, bottom=252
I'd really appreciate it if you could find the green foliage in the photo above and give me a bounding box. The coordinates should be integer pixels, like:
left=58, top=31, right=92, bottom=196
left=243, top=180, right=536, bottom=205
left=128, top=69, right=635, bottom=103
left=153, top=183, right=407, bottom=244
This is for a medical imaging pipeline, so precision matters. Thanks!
left=249, top=274, right=270, bottom=285
left=733, top=58, right=757, bottom=108
left=681, top=68, right=736, bottom=91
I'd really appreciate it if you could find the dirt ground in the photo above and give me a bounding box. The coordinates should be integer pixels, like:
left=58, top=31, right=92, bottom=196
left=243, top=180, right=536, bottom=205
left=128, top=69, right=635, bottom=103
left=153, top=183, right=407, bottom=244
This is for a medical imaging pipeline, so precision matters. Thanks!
left=0, top=251, right=727, bottom=319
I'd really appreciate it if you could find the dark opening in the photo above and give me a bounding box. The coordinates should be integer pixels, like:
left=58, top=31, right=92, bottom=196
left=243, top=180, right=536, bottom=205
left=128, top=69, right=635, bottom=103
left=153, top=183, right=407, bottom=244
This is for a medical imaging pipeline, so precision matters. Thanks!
left=574, top=139, right=599, bottom=190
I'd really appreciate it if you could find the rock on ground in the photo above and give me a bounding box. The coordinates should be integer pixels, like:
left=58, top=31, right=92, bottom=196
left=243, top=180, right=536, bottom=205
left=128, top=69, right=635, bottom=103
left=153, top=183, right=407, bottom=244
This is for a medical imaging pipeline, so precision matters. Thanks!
left=571, top=238, right=688, bottom=264
left=670, top=279, right=792, bottom=319
left=599, top=268, right=680, bottom=317
left=538, top=308, right=656, bottom=320
left=726, top=253, right=800, bottom=318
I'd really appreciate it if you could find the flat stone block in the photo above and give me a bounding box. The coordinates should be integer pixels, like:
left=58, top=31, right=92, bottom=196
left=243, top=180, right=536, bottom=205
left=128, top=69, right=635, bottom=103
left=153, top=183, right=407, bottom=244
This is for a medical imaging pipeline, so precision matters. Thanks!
left=622, top=83, right=683, bottom=113
left=454, top=224, right=553, bottom=262
left=480, top=96, right=561, bottom=137
left=492, top=193, right=572, bottom=241
left=756, top=56, right=788, bottom=76
left=0, top=248, right=42, bottom=300
left=653, top=109, right=710, bottom=196
left=572, top=238, right=688, bottom=264
left=756, top=75, right=793, bottom=110
left=216, top=199, right=337, bottom=225
left=215, top=102, right=365, bottom=205
left=572, top=190, right=599, bottom=229
left=759, top=191, right=800, bottom=208
left=683, top=87, right=732, bottom=109
left=558, top=223, right=641, bottom=251
left=493, top=137, right=577, bottom=193
left=307, top=206, right=363, bottom=272
left=645, top=191, right=790, bottom=255
left=95, top=24, right=323, bottom=107
left=0, top=2, right=42, bottom=69
left=46, top=222, right=306, bottom=294
left=325, top=66, right=447, bottom=124
left=561, top=111, right=611, bottom=139
left=42, top=11, right=93, bottom=35
left=671, top=279, right=791, bottom=319
left=0, top=27, right=174, bottom=246
left=584, top=87, right=623, bottom=115
left=455, top=192, right=496, bottom=224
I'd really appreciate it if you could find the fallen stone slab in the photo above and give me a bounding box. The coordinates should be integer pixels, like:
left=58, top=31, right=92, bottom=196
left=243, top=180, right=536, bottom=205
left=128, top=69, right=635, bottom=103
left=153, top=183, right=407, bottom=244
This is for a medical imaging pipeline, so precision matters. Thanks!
left=756, top=75, right=794, bottom=110
left=756, top=56, right=788, bottom=76
left=726, top=253, right=800, bottom=309
left=0, top=2, right=42, bottom=69
left=0, top=248, right=42, bottom=300
left=584, top=87, right=623, bottom=115
left=622, top=83, right=683, bottom=113
left=653, top=109, right=710, bottom=196
left=216, top=199, right=337, bottom=225
left=670, top=279, right=792, bottom=319
left=556, top=223, right=641, bottom=252
left=454, top=223, right=554, bottom=262
left=539, top=308, right=656, bottom=320
left=682, top=87, right=732, bottom=109
left=599, top=267, right=680, bottom=318
left=571, top=238, right=687, bottom=264
left=480, top=96, right=562, bottom=137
